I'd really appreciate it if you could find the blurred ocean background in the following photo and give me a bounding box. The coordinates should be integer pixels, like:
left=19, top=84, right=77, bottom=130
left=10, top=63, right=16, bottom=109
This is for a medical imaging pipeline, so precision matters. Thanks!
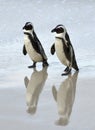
left=0, top=0, right=95, bottom=87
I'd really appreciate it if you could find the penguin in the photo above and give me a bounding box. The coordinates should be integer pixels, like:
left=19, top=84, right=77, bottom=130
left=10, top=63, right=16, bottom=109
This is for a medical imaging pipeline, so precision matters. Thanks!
left=50, top=24, right=79, bottom=75
left=22, top=22, right=49, bottom=68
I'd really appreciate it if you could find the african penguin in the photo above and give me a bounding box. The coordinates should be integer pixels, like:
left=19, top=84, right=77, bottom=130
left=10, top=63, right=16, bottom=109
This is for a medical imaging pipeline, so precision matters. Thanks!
left=22, top=22, right=49, bottom=68
left=50, top=24, right=79, bottom=75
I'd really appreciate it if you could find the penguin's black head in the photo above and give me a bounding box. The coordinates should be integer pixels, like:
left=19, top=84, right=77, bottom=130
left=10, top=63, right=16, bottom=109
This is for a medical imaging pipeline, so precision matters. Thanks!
left=51, top=24, right=65, bottom=34
left=23, top=22, right=33, bottom=30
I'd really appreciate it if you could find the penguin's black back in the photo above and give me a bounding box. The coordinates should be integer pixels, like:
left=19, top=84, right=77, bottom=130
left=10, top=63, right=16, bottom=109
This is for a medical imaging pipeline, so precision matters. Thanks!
left=65, top=33, right=79, bottom=71
left=25, top=32, right=47, bottom=61
left=61, top=33, right=79, bottom=71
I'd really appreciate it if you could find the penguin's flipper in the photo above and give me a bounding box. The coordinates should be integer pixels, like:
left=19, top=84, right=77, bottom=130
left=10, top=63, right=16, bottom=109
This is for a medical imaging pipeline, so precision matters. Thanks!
left=51, top=44, right=55, bottom=55
left=23, top=45, right=27, bottom=55
left=24, top=76, right=29, bottom=88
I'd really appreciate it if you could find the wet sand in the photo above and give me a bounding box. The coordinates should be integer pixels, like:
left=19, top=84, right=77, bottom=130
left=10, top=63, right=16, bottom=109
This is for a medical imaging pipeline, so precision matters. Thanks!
left=0, top=66, right=95, bottom=130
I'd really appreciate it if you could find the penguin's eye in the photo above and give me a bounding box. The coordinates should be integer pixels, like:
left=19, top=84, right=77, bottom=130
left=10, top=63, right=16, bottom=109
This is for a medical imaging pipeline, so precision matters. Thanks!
left=25, top=25, right=33, bottom=30
left=57, top=27, right=64, bottom=33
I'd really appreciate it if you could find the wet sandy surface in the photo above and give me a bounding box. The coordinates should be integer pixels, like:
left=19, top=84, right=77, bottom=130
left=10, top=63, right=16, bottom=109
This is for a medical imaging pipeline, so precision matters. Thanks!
left=0, top=66, right=95, bottom=130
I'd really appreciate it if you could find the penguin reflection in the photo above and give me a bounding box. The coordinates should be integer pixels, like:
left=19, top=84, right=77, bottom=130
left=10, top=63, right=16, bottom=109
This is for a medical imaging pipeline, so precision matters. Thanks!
left=52, top=72, right=78, bottom=126
left=24, top=67, right=48, bottom=114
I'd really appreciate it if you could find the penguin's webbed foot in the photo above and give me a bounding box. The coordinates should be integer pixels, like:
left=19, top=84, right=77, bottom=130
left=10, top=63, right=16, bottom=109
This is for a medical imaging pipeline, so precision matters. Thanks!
left=28, top=62, right=36, bottom=68
left=64, top=66, right=69, bottom=72
left=28, top=65, right=35, bottom=68
left=43, top=61, right=49, bottom=67
left=61, top=69, right=71, bottom=76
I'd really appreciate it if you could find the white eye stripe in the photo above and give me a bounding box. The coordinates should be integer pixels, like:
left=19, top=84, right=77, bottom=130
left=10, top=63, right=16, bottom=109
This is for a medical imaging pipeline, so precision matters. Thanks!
left=56, top=25, right=66, bottom=30
left=57, top=26, right=64, bottom=28
left=26, top=22, right=33, bottom=26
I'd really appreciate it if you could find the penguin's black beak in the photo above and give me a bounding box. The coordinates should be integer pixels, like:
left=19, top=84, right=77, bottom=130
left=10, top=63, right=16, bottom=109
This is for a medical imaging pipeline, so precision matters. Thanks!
left=51, top=28, right=56, bottom=33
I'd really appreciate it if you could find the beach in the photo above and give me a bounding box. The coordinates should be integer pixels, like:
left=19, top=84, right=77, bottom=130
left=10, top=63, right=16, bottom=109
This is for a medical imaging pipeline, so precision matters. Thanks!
left=0, top=66, right=95, bottom=130
left=0, top=0, right=95, bottom=130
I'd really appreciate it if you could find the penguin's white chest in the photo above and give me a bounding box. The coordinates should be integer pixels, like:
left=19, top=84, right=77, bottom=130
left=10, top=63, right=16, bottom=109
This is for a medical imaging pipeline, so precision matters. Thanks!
left=55, top=39, right=69, bottom=66
left=24, top=36, right=42, bottom=62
